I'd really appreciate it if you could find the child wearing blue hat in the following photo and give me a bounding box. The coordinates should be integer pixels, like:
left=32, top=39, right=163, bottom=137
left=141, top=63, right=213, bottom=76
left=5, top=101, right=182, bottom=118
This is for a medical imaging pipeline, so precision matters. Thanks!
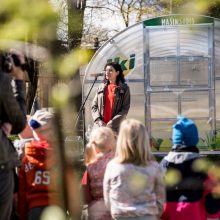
left=160, top=116, right=217, bottom=220
left=172, top=116, right=199, bottom=148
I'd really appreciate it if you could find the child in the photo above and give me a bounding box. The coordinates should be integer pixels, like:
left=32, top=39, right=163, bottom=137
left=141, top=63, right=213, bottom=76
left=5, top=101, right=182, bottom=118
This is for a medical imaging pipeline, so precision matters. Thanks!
left=12, top=115, right=34, bottom=219
left=17, top=109, right=58, bottom=220
left=81, top=126, right=116, bottom=220
left=160, top=116, right=209, bottom=220
left=103, top=119, right=165, bottom=220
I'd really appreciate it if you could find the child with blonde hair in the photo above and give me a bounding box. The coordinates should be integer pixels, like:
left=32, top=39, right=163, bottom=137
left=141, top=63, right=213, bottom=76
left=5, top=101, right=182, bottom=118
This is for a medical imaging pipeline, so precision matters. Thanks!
left=103, top=119, right=165, bottom=220
left=81, top=126, right=116, bottom=220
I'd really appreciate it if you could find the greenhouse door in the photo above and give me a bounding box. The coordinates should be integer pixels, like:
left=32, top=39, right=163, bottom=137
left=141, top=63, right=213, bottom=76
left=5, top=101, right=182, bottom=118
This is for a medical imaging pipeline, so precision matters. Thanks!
left=144, top=24, right=214, bottom=142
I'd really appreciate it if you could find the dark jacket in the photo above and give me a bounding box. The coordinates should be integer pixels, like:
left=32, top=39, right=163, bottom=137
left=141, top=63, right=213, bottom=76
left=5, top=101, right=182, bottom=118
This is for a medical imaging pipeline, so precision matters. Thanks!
left=91, top=81, right=130, bottom=132
left=0, top=72, right=26, bottom=168
left=160, top=145, right=208, bottom=220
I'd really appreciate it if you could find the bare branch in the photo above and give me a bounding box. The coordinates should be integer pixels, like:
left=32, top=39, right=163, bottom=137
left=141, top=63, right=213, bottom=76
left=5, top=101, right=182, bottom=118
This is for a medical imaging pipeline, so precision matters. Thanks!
left=86, top=5, right=115, bottom=12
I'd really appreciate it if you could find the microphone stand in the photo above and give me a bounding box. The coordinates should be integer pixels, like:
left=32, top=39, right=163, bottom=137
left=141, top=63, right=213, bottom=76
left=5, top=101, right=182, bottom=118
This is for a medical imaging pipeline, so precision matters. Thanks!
left=74, top=76, right=99, bottom=130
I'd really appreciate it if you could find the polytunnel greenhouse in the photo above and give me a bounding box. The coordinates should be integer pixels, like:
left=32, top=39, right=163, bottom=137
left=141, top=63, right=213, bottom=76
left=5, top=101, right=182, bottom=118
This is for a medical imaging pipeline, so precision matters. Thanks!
left=82, top=14, right=220, bottom=152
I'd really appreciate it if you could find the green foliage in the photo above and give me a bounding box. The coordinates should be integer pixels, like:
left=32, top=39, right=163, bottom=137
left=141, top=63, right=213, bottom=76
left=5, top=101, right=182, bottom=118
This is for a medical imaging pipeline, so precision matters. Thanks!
left=151, top=137, right=172, bottom=152
left=151, top=132, right=220, bottom=152
left=160, top=138, right=172, bottom=151
left=207, top=1, right=220, bottom=18
left=206, top=154, right=220, bottom=161
left=200, top=130, right=220, bottom=150
left=201, top=132, right=217, bottom=150
left=161, top=0, right=220, bottom=18
left=151, top=137, right=163, bottom=151
left=8, top=134, right=19, bottom=142
left=0, top=0, right=58, bottom=43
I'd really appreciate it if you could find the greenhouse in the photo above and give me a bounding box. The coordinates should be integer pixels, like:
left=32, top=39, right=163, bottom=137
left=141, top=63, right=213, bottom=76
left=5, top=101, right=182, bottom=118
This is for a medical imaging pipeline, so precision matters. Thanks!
left=82, top=14, right=220, bottom=152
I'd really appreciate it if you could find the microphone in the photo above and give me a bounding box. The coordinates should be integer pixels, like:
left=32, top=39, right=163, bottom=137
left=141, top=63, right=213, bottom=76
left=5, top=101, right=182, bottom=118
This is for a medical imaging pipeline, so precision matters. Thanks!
left=90, top=71, right=105, bottom=77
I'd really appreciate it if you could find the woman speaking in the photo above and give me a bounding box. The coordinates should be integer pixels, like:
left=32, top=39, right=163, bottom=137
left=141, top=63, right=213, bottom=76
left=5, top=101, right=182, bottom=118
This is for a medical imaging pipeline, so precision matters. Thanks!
left=91, top=62, right=130, bottom=133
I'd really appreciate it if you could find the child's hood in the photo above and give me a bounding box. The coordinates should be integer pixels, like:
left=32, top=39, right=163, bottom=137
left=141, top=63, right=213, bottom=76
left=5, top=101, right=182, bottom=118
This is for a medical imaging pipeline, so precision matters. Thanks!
left=24, top=140, right=54, bottom=168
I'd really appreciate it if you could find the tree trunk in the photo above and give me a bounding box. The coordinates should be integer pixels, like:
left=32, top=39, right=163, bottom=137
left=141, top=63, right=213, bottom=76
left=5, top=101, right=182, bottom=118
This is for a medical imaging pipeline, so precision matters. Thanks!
left=67, top=0, right=86, bottom=132
left=67, top=0, right=86, bottom=49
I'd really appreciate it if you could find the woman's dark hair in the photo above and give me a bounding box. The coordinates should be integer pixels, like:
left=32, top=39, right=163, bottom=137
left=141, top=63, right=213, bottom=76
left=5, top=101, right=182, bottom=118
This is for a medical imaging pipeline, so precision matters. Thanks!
left=104, top=62, right=125, bottom=84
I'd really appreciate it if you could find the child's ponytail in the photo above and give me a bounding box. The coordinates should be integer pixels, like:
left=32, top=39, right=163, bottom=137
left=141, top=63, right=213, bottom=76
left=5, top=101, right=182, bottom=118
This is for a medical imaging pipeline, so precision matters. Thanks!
left=84, top=141, right=96, bottom=166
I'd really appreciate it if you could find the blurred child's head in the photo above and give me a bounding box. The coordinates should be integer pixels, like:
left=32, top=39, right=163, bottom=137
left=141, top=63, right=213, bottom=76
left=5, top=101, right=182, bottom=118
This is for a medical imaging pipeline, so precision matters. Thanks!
left=29, top=109, right=54, bottom=142
left=172, top=116, right=199, bottom=146
left=116, top=119, right=153, bottom=166
left=84, top=127, right=116, bottom=165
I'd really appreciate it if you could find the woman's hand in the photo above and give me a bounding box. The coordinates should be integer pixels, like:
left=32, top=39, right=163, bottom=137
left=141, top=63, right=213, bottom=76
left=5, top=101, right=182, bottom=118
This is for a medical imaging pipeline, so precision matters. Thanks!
left=95, top=119, right=106, bottom=127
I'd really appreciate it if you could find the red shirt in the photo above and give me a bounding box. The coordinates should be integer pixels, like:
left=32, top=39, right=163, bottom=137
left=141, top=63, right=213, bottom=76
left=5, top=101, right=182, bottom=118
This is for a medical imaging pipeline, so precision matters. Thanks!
left=104, top=84, right=116, bottom=124
left=18, top=140, right=58, bottom=220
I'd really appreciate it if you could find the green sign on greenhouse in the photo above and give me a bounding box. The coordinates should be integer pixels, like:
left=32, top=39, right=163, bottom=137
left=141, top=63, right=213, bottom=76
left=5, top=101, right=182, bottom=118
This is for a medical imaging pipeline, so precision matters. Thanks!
left=144, top=15, right=214, bottom=26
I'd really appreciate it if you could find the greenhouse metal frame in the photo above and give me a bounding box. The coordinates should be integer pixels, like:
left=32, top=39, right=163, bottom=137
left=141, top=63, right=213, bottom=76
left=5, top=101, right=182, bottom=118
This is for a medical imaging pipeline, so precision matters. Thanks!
left=83, top=14, right=220, bottom=152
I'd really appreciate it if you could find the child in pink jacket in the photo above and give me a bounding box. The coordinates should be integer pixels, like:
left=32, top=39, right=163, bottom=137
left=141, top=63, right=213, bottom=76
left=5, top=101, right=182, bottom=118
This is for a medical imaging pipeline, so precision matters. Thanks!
left=81, top=127, right=116, bottom=220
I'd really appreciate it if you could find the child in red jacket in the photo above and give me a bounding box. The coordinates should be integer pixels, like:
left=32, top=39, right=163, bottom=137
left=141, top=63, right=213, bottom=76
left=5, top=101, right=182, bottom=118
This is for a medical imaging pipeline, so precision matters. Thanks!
left=17, top=109, right=58, bottom=220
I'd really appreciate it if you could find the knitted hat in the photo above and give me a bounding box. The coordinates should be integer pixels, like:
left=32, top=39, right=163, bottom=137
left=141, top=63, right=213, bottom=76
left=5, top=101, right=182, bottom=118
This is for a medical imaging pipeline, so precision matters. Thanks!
left=172, top=116, right=199, bottom=146
left=29, top=109, right=54, bottom=130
